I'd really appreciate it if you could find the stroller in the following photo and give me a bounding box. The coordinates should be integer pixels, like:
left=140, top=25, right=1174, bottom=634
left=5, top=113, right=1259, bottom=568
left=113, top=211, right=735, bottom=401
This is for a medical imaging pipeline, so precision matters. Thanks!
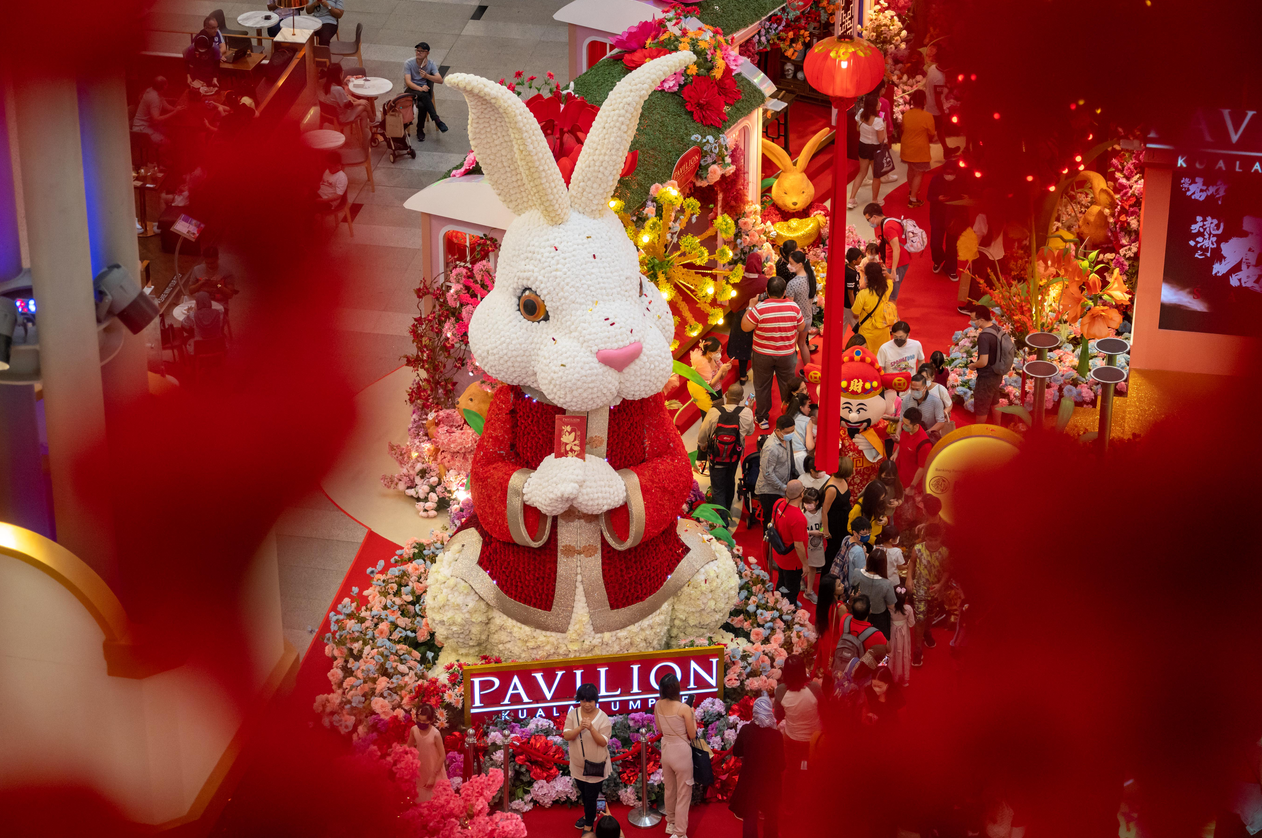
left=380, top=94, right=417, bottom=163
left=738, top=441, right=764, bottom=530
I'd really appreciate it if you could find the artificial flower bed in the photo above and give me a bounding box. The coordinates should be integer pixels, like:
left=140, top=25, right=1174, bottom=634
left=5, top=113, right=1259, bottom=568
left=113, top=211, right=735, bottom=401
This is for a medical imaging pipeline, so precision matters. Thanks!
left=314, top=533, right=816, bottom=811
left=945, top=324, right=1130, bottom=414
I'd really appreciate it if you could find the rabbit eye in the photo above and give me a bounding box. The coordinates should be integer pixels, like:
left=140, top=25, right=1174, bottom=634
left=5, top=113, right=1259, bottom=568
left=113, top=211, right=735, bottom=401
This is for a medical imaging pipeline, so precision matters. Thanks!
left=518, top=289, right=548, bottom=322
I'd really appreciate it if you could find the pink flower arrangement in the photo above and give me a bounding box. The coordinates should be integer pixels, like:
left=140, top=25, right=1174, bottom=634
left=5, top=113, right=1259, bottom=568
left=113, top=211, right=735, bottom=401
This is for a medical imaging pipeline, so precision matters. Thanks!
left=405, top=769, right=527, bottom=838
left=611, top=17, right=660, bottom=52
left=451, top=150, right=478, bottom=178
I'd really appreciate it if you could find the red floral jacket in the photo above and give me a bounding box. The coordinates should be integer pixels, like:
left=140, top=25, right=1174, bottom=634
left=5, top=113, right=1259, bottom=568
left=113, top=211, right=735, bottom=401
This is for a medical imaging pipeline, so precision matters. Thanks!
left=466, top=386, right=694, bottom=615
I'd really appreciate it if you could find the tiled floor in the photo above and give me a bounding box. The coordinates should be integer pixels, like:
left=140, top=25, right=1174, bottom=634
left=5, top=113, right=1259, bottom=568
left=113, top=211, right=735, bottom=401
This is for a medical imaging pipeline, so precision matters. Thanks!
left=141, top=0, right=572, bottom=658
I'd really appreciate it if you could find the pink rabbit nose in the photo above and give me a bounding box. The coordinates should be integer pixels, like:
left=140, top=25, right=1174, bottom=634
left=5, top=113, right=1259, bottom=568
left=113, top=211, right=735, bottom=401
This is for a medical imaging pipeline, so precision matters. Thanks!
left=596, top=342, right=642, bottom=372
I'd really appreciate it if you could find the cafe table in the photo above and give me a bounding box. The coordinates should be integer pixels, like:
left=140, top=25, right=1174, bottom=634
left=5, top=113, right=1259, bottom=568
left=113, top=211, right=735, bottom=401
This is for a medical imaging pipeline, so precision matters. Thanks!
left=273, top=26, right=314, bottom=45
left=347, top=76, right=394, bottom=118
left=302, top=129, right=347, bottom=150
left=237, top=10, right=279, bottom=45
left=171, top=298, right=225, bottom=323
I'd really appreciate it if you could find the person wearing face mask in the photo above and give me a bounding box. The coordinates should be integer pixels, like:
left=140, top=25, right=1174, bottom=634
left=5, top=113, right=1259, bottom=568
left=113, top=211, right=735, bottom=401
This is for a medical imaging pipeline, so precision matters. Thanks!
left=876, top=320, right=925, bottom=375
left=407, top=704, right=448, bottom=802
left=852, top=261, right=896, bottom=352
left=894, top=407, right=932, bottom=493
left=902, top=375, right=947, bottom=440
left=755, top=414, right=798, bottom=534
left=928, top=167, right=966, bottom=282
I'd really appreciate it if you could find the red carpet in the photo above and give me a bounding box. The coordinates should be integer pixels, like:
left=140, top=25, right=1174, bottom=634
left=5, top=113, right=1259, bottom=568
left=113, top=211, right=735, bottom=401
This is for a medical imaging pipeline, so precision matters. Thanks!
left=290, top=528, right=405, bottom=710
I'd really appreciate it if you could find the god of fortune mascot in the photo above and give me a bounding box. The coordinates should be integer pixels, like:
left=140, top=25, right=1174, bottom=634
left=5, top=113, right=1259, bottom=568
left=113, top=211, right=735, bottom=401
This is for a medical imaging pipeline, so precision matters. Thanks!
left=836, top=346, right=911, bottom=500
left=425, top=52, right=740, bottom=662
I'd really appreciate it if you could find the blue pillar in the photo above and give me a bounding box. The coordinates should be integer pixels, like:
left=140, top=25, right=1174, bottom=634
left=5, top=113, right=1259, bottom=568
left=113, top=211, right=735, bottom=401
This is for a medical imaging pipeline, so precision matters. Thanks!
left=0, top=94, right=21, bottom=280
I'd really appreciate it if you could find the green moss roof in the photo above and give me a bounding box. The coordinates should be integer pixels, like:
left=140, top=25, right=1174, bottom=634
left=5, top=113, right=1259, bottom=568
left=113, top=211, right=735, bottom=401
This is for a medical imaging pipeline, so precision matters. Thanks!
left=694, top=0, right=785, bottom=38
left=573, top=58, right=766, bottom=211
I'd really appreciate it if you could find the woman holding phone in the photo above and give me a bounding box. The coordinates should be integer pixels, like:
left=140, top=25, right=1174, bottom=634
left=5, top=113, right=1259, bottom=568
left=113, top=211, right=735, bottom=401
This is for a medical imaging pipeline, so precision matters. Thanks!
left=563, top=683, right=612, bottom=832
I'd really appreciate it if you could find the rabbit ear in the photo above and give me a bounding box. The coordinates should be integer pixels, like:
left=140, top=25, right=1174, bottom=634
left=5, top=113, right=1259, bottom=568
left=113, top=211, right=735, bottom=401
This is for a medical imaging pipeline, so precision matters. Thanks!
left=447, top=73, right=570, bottom=225
left=761, top=138, right=795, bottom=173
left=568, top=51, right=696, bottom=219
left=795, top=127, right=832, bottom=171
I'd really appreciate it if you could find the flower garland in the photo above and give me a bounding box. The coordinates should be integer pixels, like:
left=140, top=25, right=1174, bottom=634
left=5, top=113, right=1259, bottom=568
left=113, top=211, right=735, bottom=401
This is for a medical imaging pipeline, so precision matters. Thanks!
left=862, top=0, right=921, bottom=127
left=405, top=242, right=498, bottom=414
left=754, top=1, right=838, bottom=58
left=611, top=8, right=743, bottom=127
left=1107, top=148, right=1145, bottom=285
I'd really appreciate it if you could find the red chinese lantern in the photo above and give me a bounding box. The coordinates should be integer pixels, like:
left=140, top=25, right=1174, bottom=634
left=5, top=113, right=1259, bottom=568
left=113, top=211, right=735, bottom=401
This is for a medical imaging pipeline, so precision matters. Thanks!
left=802, top=37, right=886, bottom=474
left=803, top=37, right=887, bottom=107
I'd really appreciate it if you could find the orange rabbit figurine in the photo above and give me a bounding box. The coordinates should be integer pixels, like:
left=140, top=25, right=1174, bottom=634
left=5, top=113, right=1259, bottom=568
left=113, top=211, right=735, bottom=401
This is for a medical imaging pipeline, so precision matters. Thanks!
left=760, top=127, right=832, bottom=246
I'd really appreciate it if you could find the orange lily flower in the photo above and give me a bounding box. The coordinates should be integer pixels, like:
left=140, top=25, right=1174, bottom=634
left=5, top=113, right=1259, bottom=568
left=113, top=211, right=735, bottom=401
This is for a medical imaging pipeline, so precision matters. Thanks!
left=1057, top=279, right=1086, bottom=320
left=1084, top=273, right=1102, bottom=295
left=1080, top=305, right=1123, bottom=339
left=1102, top=269, right=1132, bottom=305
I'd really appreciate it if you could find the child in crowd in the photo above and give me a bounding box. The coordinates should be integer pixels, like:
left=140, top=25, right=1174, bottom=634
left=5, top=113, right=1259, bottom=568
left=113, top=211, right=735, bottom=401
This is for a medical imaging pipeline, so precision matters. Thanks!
left=801, top=487, right=826, bottom=604
left=316, top=152, right=348, bottom=211
left=909, top=522, right=950, bottom=666
left=831, top=515, right=871, bottom=601
left=888, top=585, right=915, bottom=686
left=914, top=494, right=944, bottom=541
left=876, top=524, right=904, bottom=583
left=864, top=241, right=882, bottom=267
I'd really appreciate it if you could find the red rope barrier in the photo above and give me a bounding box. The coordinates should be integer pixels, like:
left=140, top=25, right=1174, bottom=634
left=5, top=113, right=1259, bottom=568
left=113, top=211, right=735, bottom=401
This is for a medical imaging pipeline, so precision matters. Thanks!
left=505, top=733, right=733, bottom=768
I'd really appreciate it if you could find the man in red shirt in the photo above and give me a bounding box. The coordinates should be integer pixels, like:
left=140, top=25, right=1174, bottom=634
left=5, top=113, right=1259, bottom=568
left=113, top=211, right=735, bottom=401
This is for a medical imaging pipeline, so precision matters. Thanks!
left=863, top=203, right=910, bottom=302
left=770, top=479, right=809, bottom=606
left=841, top=594, right=890, bottom=667
left=895, top=407, right=932, bottom=493
left=742, top=276, right=808, bottom=430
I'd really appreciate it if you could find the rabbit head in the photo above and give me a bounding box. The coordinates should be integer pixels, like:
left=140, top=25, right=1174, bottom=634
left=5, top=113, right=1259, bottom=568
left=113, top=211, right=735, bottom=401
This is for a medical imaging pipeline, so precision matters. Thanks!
left=448, top=52, right=695, bottom=413
left=765, top=127, right=831, bottom=214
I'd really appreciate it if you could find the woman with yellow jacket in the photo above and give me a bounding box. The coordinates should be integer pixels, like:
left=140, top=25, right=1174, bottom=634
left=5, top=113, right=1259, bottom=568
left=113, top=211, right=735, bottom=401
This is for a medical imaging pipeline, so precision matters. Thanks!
left=851, top=262, right=896, bottom=350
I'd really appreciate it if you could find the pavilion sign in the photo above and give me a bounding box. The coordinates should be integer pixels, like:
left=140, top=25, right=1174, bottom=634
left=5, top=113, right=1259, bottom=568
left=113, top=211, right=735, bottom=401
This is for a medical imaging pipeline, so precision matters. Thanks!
left=461, top=646, right=725, bottom=725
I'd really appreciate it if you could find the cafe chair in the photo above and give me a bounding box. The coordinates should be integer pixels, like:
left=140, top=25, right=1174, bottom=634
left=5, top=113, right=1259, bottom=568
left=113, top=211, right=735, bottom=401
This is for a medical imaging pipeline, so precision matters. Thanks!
left=339, top=123, right=375, bottom=192
left=209, top=8, right=252, bottom=53
left=324, top=194, right=354, bottom=237
left=329, top=23, right=363, bottom=66
left=159, top=317, right=188, bottom=370
left=130, top=130, right=158, bottom=169
left=190, top=337, right=228, bottom=387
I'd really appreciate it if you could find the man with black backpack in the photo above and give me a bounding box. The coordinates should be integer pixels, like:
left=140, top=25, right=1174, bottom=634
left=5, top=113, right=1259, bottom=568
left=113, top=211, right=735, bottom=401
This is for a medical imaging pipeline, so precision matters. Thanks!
left=968, top=304, right=1014, bottom=425
left=831, top=594, right=889, bottom=693
left=696, top=384, right=754, bottom=514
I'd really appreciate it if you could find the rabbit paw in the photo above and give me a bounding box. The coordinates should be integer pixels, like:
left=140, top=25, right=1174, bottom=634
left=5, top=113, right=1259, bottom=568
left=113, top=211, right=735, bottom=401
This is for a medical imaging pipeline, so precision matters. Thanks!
left=572, top=456, right=628, bottom=515
left=522, top=454, right=586, bottom=517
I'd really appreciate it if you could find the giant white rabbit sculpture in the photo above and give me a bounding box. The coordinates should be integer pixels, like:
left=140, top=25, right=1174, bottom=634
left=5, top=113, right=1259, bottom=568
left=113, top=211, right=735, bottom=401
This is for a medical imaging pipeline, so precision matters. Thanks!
left=426, top=52, right=741, bottom=662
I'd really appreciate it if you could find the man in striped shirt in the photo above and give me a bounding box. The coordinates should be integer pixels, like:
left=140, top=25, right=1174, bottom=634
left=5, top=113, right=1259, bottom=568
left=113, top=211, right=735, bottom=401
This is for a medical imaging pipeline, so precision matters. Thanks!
left=741, top=276, right=808, bottom=429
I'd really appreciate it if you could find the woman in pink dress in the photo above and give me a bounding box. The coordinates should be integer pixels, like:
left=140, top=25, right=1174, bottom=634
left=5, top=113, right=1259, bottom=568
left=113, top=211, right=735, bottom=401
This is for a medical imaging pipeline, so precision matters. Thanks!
left=408, top=704, right=448, bottom=802
left=654, top=673, right=697, bottom=837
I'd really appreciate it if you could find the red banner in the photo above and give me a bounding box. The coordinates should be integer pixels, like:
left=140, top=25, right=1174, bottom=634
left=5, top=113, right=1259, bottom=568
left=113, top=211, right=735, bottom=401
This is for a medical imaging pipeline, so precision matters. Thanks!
left=462, top=647, right=724, bottom=724
left=672, top=146, right=702, bottom=193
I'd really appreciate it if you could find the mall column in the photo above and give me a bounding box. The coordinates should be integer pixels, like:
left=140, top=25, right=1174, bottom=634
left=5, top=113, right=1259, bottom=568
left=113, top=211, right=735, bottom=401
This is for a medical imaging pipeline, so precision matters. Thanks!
left=13, top=74, right=119, bottom=582
left=0, top=90, right=53, bottom=535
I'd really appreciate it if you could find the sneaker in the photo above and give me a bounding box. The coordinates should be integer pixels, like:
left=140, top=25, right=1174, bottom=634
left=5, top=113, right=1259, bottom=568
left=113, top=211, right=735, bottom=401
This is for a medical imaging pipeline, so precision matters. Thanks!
left=956, top=305, right=972, bottom=315
left=912, top=656, right=924, bottom=667
left=417, top=130, right=425, bottom=142
left=931, top=261, right=944, bottom=274
left=882, top=172, right=898, bottom=182
left=575, top=817, right=588, bottom=830
left=923, top=632, right=937, bottom=648
left=949, top=272, right=959, bottom=282
left=438, top=121, right=449, bottom=133
left=804, top=590, right=818, bottom=604
left=757, top=420, right=770, bottom=430
left=846, top=198, right=858, bottom=209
